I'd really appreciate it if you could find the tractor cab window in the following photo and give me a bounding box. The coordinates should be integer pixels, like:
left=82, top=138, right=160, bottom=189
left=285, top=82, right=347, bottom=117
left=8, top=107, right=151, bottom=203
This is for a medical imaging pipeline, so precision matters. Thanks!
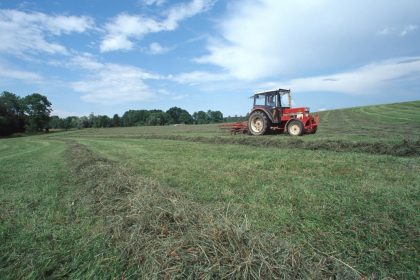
left=254, top=95, right=265, bottom=106
left=266, top=95, right=277, bottom=107
left=254, top=93, right=281, bottom=107
left=280, top=94, right=289, bottom=107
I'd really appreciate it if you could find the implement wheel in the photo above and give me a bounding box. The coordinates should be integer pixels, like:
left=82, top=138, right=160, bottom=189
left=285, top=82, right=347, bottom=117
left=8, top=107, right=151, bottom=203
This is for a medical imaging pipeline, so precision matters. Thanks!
left=287, top=120, right=304, bottom=136
left=248, top=111, right=268, bottom=135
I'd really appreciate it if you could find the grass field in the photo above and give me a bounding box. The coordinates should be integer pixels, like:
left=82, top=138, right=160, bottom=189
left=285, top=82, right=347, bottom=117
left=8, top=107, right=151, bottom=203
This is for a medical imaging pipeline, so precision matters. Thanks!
left=1, top=101, right=419, bottom=279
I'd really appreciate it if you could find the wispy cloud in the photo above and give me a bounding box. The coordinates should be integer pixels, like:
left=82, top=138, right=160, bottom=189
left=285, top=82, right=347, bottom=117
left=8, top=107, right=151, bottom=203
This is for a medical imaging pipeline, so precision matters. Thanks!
left=377, top=24, right=418, bottom=37
left=100, top=0, right=213, bottom=52
left=0, top=9, right=94, bottom=56
left=261, top=57, right=420, bottom=95
left=51, top=108, right=90, bottom=118
left=142, top=0, right=165, bottom=6
left=400, top=24, right=418, bottom=36
left=169, top=70, right=230, bottom=85
left=0, top=60, right=43, bottom=83
left=69, top=55, right=162, bottom=104
left=147, top=42, right=170, bottom=54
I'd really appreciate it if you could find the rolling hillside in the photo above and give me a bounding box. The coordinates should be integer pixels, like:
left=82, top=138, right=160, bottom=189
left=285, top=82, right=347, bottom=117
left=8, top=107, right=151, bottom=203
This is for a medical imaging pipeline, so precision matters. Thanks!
left=317, top=101, right=420, bottom=141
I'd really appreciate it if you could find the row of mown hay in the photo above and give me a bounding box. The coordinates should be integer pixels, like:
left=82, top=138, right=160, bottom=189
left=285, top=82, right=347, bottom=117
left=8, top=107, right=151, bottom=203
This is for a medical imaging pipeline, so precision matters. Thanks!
left=65, top=141, right=361, bottom=279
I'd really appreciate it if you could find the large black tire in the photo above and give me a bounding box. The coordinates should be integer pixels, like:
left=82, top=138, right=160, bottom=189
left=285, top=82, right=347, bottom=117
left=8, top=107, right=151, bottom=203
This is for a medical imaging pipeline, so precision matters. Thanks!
left=248, top=111, right=269, bottom=135
left=287, top=120, right=304, bottom=136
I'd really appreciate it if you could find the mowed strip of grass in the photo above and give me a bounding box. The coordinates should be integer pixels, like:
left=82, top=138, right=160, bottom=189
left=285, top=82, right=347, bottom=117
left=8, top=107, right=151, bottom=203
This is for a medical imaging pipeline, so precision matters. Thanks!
left=0, top=138, right=132, bottom=279
left=77, top=137, right=420, bottom=278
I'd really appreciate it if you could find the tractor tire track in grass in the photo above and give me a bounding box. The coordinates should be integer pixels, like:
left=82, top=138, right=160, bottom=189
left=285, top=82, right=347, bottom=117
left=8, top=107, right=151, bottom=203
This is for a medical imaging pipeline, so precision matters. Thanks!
left=0, top=139, right=48, bottom=160
left=64, top=140, right=360, bottom=279
left=358, top=106, right=417, bottom=122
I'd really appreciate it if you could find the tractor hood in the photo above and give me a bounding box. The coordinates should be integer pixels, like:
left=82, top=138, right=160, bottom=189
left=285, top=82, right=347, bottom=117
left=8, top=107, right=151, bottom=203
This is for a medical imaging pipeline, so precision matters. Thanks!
left=283, top=107, right=309, bottom=114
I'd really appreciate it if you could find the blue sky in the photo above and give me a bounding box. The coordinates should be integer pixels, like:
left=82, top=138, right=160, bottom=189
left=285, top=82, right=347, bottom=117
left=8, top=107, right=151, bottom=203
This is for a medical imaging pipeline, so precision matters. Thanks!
left=0, top=0, right=419, bottom=117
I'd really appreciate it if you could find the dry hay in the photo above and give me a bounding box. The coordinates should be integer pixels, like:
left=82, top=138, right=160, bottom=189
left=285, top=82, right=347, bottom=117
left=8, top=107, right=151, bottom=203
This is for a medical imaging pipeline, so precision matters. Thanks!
left=65, top=141, right=361, bottom=279
left=140, top=135, right=420, bottom=157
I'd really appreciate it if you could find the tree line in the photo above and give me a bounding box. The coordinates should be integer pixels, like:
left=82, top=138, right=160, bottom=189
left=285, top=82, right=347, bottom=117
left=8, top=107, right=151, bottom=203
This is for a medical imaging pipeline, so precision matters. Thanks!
left=50, top=107, right=226, bottom=130
left=1, top=91, right=246, bottom=136
left=0, top=91, right=52, bottom=136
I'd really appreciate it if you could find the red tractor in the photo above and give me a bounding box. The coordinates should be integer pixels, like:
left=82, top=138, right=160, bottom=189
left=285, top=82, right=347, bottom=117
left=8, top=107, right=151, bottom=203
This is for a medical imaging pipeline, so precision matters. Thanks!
left=221, top=88, right=319, bottom=136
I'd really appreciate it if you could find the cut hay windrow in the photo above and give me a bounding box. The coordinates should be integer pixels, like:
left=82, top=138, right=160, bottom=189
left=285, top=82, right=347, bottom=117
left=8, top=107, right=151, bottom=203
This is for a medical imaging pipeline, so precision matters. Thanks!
left=64, top=141, right=361, bottom=279
left=90, top=135, right=420, bottom=157
left=54, top=130, right=420, bottom=157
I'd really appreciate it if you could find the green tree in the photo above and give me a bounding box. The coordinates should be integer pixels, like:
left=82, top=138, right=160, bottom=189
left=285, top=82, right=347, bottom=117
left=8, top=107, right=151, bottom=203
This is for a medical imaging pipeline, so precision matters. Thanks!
left=48, top=116, right=61, bottom=129
left=22, top=93, right=52, bottom=132
left=79, top=116, right=90, bottom=128
left=112, top=114, right=121, bottom=127
left=193, top=111, right=209, bottom=124
left=224, top=114, right=246, bottom=123
left=179, top=111, right=193, bottom=124
left=0, top=91, right=25, bottom=136
left=122, top=110, right=150, bottom=126
left=146, top=111, right=167, bottom=126
left=93, top=115, right=111, bottom=128
left=61, top=116, right=74, bottom=129
left=166, top=107, right=192, bottom=124
left=207, top=110, right=223, bottom=123
left=88, top=113, right=95, bottom=128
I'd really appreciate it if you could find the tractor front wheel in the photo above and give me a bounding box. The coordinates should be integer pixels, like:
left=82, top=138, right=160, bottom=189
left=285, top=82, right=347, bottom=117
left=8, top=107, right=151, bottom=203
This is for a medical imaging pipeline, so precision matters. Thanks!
left=248, top=111, right=268, bottom=136
left=287, top=120, right=304, bottom=136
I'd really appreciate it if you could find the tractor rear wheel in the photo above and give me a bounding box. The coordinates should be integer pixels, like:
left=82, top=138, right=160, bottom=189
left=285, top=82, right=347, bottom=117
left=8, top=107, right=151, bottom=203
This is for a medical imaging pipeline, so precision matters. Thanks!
left=248, top=111, right=268, bottom=135
left=287, top=120, right=304, bottom=136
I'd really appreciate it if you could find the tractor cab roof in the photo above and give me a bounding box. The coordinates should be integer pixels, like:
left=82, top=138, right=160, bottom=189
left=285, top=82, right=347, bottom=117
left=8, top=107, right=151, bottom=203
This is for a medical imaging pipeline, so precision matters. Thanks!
left=251, top=88, right=290, bottom=98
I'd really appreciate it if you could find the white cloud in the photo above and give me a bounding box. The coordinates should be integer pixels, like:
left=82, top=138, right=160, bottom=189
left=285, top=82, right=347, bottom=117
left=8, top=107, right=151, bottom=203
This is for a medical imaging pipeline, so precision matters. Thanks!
left=169, top=70, right=230, bottom=85
left=377, top=24, right=418, bottom=37
left=377, top=27, right=392, bottom=36
left=143, top=0, right=165, bottom=6
left=0, top=60, right=43, bottom=83
left=51, top=109, right=89, bottom=118
left=197, top=0, right=420, bottom=80
left=147, top=42, right=169, bottom=54
left=100, top=0, right=212, bottom=52
left=0, top=9, right=94, bottom=56
left=68, top=53, right=103, bottom=70
left=69, top=55, right=162, bottom=104
left=400, top=25, right=418, bottom=36
left=272, top=57, right=420, bottom=95
left=171, top=94, right=187, bottom=100
left=164, top=0, right=211, bottom=30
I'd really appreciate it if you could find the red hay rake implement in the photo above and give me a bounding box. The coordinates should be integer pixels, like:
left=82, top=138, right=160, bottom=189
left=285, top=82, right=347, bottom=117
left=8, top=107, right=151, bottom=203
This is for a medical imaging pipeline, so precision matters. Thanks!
left=219, top=122, right=249, bottom=135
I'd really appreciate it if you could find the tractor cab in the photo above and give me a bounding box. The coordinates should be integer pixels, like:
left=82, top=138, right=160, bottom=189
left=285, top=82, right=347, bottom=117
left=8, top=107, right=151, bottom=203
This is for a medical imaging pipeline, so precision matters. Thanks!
left=252, top=89, right=291, bottom=109
left=251, top=89, right=292, bottom=125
